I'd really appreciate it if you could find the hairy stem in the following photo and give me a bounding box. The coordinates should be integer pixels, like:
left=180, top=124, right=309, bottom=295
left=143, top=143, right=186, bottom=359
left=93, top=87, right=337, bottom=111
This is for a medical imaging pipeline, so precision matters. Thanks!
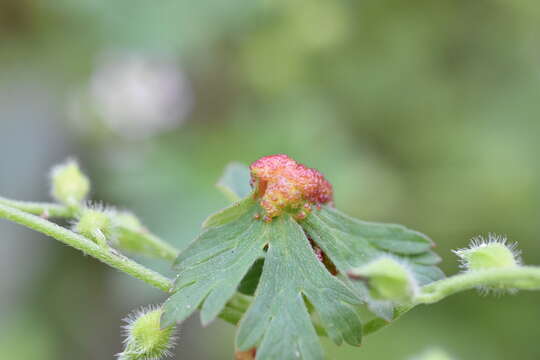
left=415, top=266, right=540, bottom=304
left=0, top=203, right=172, bottom=292
left=0, top=202, right=249, bottom=325
left=360, top=267, right=540, bottom=338
left=0, top=196, right=72, bottom=217
left=0, top=196, right=179, bottom=261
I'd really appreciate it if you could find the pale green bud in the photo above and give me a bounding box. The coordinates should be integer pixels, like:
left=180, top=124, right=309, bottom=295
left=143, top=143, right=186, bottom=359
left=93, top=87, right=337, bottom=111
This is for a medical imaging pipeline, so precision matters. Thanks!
left=453, top=234, right=522, bottom=294
left=111, top=212, right=176, bottom=260
left=116, top=212, right=144, bottom=231
left=118, top=306, right=177, bottom=360
left=348, top=256, right=418, bottom=303
left=113, top=212, right=147, bottom=253
left=74, top=206, right=115, bottom=247
left=50, top=160, right=90, bottom=207
left=453, top=234, right=521, bottom=271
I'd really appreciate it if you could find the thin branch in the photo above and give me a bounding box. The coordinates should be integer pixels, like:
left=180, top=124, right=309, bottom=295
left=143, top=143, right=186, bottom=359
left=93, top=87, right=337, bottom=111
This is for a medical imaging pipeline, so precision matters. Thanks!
left=0, top=203, right=172, bottom=292
left=0, top=201, right=249, bottom=326
left=0, top=196, right=72, bottom=217
left=415, top=266, right=540, bottom=304
left=359, top=267, right=540, bottom=338
left=0, top=195, right=179, bottom=262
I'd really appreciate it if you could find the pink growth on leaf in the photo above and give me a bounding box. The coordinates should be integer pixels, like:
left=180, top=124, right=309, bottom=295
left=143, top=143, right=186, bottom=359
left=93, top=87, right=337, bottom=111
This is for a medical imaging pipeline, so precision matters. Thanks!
left=250, top=154, right=333, bottom=219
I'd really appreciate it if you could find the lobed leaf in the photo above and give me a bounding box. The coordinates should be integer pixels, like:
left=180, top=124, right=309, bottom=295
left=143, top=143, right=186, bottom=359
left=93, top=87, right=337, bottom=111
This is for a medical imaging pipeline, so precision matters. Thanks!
left=236, top=215, right=362, bottom=359
left=162, top=199, right=266, bottom=327
left=164, top=204, right=365, bottom=360
left=202, top=196, right=256, bottom=229
left=302, top=206, right=444, bottom=319
left=164, top=163, right=445, bottom=359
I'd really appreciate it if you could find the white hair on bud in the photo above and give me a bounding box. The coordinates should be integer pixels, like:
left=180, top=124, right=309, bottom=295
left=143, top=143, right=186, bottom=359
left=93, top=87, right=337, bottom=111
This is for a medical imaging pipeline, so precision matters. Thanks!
left=49, top=157, right=78, bottom=179
left=70, top=202, right=119, bottom=247
left=453, top=233, right=522, bottom=271
left=84, top=200, right=117, bottom=215
left=452, top=234, right=522, bottom=295
left=49, top=158, right=91, bottom=206
left=117, top=305, right=179, bottom=360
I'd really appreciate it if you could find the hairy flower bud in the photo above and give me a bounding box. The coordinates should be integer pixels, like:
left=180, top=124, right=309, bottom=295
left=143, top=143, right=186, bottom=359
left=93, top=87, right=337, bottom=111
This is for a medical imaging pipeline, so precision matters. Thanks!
left=453, top=234, right=521, bottom=272
left=348, top=256, right=418, bottom=303
left=50, top=159, right=90, bottom=207
left=453, top=234, right=522, bottom=294
left=118, top=306, right=177, bottom=360
left=74, top=205, right=115, bottom=247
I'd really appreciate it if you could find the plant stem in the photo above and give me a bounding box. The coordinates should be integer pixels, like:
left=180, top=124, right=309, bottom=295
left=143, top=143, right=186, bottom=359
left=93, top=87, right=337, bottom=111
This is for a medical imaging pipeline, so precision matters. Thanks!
left=0, top=203, right=173, bottom=292
left=0, top=196, right=72, bottom=217
left=415, top=266, right=540, bottom=304
left=0, top=195, right=179, bottom=262
left=0, top=202, right=251, bottom=326
left=360, top=267, right=540, bottom=338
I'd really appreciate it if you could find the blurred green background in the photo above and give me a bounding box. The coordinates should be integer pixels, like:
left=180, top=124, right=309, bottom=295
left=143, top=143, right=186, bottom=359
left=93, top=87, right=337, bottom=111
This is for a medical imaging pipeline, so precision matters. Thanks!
left=1, top=0, right=539, bottom=359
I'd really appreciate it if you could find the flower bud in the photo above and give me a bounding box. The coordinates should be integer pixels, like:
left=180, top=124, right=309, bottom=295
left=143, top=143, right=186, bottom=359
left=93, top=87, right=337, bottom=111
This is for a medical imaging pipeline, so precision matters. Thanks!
left=348, top=256, right=418, bottom=303
left=118, top=306, right=177, bottom=360
left=453, top=234, right=521, bottom=272
left=453, top=234, right=522, bottom=294
left=113, top=212, right=145, bottom=251
left=111, top=212, right=177, bottom=260
left=50, top=160, right=90, bottom=207
left=113, top=212, right=150, bottom=252
left=73, top=206, right=114, bottom=247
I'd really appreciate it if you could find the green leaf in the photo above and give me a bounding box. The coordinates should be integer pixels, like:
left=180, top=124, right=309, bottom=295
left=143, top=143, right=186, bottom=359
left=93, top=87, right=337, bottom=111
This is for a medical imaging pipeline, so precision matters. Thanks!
left=164, top=188, right=444, bottom=359
left=236, top=215, right=362, bottom=359
left=406, top=251, right=442, bottom=266
left=215, top=162, right=252, bottom=202
left=306, top=207, right=433, bottom=255
left=302, top=206, right=444, bottom=319
left=202, top=196, right=255, bottom=229
left=164, top=203, right=364, bottom=359
left=162, top=200, right=266, bottom=327
left=237, top=258, right=264, bottom=296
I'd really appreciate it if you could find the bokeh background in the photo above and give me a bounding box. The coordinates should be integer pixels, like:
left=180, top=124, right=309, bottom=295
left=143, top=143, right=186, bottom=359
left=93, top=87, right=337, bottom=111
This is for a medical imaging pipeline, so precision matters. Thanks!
left=1, top=1, right=539, bottom=359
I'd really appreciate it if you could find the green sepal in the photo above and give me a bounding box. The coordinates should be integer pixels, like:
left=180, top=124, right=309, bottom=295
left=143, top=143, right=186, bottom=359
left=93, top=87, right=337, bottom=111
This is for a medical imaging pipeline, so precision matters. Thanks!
left=349, top=256, right=418, bottom=303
